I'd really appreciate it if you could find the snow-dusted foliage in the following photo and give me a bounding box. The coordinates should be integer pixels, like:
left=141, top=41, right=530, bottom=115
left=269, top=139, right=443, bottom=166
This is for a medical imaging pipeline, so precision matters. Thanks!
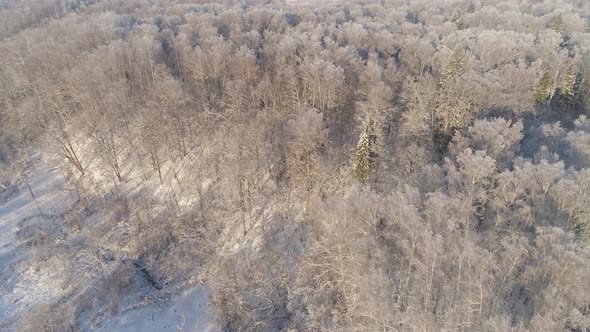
left=0, top=0, right=589, bottom=331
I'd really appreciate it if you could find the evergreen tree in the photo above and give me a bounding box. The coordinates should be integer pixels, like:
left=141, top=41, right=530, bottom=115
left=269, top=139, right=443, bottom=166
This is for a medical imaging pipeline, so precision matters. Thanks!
left=437, top=96, right=471, bottom=132
left=439, top=50, right=465, bottom=86
left=452, top=12, right=466, bottom=30
left=548, top=14, right=564, bottom=33
left=534, top=64, right=583, bottom=107
left=534, top=70, right=553, bottom=104
left=353, top=127, right=371, bottom=183
left=574, top=219, right=588, bottom=241
left=559, top=64, right=585, bottom=110
left=466, top=1, right=475, bottom=14
left=559, top=64, right=580, bottom=98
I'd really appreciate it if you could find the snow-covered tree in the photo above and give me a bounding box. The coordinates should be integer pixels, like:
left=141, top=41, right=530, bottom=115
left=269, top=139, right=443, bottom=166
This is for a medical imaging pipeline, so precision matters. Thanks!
left=353, top=127, right=371, bottom=183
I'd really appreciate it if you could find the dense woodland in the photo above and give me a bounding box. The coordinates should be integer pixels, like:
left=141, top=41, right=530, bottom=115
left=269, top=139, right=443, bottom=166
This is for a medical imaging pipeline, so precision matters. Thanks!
left=1, top=0, right=590, bottom=331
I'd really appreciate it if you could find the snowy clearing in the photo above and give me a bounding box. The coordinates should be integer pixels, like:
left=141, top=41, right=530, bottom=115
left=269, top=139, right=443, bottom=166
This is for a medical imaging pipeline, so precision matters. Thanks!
left=0, top=157, right=214, bottom=331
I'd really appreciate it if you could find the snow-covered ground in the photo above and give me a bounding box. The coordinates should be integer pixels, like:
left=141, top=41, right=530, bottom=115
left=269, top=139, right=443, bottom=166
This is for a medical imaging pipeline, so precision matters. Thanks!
left=0, top=160, right=69, bottom=329
left=0, top=156, right=214, bottom=331
left=100, top=288, right=214, bottom=332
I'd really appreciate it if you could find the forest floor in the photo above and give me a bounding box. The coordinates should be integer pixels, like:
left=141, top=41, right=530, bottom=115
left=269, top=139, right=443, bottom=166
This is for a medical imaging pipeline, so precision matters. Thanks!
left=0, top=156, right=213, bottom=331
left=0, top=157, right=68, bottom=329
left=97, top=287, right=213, bottom=332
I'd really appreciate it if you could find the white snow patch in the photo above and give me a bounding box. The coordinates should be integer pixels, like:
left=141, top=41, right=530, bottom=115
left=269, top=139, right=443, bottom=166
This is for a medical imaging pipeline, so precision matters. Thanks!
left=99, top=288, right=215, bottom=332
left=201, top=178, right=214, bottom=191
left=0, top=159, right=70, bottom=329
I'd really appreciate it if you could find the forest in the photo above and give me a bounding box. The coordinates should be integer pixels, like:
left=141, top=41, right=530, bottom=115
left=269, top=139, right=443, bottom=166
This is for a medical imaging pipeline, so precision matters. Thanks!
left=0, top=0, right=590, bottom=331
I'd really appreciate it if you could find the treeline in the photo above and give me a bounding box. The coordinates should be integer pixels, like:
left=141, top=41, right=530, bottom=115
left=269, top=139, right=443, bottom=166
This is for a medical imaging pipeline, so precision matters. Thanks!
left=1, top=0, right=590, bottom=331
